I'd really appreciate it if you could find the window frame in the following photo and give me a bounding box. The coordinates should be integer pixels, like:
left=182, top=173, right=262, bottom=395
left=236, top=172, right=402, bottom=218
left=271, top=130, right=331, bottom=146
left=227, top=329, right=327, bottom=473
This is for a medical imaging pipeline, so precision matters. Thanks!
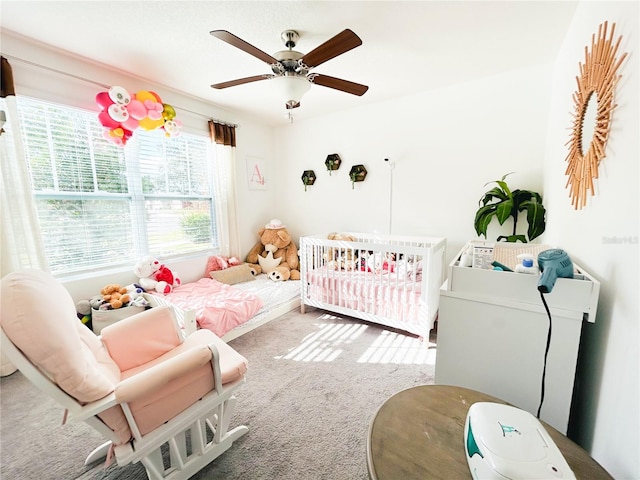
left=6, top=95, right=220, bottom=278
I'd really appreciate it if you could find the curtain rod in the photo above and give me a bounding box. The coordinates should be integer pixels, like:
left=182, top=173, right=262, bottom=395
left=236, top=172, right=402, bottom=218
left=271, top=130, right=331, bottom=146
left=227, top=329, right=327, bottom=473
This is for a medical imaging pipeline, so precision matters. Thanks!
left=209, top=118, right=238, bottom=128
left=2, top=54, right=240, bottom=128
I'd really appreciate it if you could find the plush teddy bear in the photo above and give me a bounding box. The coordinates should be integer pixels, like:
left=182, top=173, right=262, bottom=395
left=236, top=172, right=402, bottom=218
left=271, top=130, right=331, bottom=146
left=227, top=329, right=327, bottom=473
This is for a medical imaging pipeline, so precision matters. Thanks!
left=100, top=284, right=131, bottom=309
left=133, top=256, right=181, bottom=294
left=246, top=219, right=300, bottom=281
left=325, top=232, right=357, bottom=270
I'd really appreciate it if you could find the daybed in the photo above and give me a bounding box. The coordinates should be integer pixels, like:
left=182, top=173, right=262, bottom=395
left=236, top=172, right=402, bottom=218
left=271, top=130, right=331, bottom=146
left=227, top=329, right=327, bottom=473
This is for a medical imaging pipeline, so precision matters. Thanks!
left=299, top=233, right=446, bottom=339
left=146, top=273, right=300, bottom=341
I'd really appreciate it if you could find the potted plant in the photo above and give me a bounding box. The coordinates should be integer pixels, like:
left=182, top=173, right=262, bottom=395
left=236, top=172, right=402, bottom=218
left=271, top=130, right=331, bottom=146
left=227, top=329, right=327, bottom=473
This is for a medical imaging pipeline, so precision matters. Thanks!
left=474, top=173, right=546, bottom=243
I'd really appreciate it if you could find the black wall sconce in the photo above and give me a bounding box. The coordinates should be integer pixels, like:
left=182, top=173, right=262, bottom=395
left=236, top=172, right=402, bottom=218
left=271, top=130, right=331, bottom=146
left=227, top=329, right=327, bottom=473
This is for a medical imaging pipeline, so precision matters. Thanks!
left=349, top=164, right=367, bottom=189
left=325, top=153, right=341, bottom=175
left=301, top=170, right=316, bottom=191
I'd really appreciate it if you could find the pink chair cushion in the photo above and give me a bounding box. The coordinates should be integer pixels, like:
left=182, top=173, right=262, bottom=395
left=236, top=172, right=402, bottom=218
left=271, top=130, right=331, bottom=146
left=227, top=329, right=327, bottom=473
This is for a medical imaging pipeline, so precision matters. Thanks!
left=0, top=270, right=119, bottom=402
left=100, top=306, right=182, bottom=371
left=118, top=329, right=248, bottom=436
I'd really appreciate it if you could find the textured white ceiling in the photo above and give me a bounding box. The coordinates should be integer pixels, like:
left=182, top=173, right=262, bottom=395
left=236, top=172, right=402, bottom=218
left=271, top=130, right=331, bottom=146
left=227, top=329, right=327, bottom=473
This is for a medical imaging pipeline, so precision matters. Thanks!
left=1, top=1, right=578, bottom=126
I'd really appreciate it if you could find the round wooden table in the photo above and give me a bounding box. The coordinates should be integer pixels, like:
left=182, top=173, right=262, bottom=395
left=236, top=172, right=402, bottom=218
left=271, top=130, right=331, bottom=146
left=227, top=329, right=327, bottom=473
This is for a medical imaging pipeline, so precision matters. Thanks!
left=367, top=385, right=612, bottom=479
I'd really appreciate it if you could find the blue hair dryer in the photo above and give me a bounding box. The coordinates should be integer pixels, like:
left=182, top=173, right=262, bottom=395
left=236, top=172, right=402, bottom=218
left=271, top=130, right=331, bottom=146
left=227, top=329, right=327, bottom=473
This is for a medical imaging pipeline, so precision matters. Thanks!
left=537, top=249, right=574, bottom=293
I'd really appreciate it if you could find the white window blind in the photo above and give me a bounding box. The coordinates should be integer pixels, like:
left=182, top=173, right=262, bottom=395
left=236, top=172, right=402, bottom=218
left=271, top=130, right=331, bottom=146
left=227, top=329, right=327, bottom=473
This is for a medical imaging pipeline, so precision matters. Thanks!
left=12, top=96, right=218, bottom=276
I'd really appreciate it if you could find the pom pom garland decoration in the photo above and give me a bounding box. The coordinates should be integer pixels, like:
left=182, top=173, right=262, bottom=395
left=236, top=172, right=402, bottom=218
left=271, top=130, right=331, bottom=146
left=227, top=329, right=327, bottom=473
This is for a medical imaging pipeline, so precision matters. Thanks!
left=96, top=85, right=182, bottom=146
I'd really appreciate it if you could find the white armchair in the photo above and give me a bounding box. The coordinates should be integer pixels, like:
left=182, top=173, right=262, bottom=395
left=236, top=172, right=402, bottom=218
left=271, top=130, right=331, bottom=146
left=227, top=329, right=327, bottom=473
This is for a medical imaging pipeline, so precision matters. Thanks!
left=0, top=269, right=249, bottom=479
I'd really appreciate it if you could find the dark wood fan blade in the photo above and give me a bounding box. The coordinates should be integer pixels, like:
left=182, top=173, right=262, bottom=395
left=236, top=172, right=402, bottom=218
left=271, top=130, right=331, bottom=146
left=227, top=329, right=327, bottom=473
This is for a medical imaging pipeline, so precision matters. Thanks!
left=301, top=29, right=362, bottom=68
left=286, top=102, right=301, bottom=110
left=211, top=75, right=272, bottom=89
left=210, top=30, right=278, bottom=65
left=310, top=74, right=369, bottom=96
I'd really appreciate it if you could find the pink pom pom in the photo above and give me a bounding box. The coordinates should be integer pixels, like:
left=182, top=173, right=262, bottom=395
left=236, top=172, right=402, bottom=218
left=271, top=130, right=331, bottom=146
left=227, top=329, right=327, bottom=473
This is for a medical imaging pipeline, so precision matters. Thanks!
left=127, top=99, right=146, bottom=120
left=98, top=110, right=119, bottom=129
left=122, top=116, right=139, bottom=131
left=96, top=91, right=113, bottom=110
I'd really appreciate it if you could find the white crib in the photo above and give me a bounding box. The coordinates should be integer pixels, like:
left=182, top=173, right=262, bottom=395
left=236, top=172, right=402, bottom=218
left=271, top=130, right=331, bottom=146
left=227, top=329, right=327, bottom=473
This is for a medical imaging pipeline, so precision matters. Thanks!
left=299, top=233, right=447, bottom=339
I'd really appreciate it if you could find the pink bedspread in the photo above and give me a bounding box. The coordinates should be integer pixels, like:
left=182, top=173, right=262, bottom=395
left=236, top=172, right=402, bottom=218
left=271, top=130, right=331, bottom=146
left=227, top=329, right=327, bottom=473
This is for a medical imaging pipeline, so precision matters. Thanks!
left=158, top=278, right=263, bottom=337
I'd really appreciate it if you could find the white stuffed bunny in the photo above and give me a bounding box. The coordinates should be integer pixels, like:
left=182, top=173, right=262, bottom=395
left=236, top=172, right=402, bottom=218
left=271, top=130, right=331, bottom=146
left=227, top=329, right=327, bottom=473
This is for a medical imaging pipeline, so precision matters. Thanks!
left=133, top=256, right=180, bottom=294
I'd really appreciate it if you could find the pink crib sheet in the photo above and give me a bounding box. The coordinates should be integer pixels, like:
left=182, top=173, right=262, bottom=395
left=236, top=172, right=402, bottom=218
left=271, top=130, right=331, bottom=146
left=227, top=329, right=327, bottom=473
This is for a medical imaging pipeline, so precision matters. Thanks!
left=158, top=278, right=263, bottom=337
left=305, top=268, right=423, bottom=324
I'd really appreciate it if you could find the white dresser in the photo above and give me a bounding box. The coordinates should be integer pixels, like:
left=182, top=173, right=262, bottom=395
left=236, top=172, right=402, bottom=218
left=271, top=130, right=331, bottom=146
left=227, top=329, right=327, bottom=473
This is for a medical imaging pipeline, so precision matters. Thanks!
left=435, top=242, right=600, bottom=434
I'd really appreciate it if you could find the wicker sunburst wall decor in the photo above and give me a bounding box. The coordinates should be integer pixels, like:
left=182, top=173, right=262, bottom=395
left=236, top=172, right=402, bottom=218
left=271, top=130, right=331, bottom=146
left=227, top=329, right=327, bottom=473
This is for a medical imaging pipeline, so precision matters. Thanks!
left=565, top=21, right=627, bottom=210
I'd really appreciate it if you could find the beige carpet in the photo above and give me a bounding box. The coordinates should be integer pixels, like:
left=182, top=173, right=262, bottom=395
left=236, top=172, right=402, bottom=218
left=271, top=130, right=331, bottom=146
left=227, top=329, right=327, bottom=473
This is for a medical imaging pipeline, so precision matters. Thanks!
left=1, top=308, right=437, bottom=480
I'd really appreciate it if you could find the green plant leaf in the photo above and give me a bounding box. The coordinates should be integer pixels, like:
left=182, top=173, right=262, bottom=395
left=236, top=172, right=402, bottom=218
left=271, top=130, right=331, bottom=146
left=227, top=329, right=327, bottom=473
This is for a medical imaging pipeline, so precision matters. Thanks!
left=479, top=186, right=508, bottom=206
left=495, top=180, right=512, bottom=198
left=522, top=201, right=546, bottom=241
left=495, top=199, right=513, bottom=225
left=512, top=189, right=533, bottom=205
left=474, top=204, right=497, bottom=238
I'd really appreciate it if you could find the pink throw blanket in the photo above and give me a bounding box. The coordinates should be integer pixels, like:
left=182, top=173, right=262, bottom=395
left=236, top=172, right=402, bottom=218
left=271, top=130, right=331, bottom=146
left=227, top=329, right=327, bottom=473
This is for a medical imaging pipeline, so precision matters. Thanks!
left=159, top=278, right=263, bottom=337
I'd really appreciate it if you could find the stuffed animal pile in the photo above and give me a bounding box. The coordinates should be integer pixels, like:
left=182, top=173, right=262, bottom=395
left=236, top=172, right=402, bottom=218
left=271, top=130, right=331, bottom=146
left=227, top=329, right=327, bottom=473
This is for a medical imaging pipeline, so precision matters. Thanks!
left=246, top=219, right=300, bottom=281
left=75, top=282, right=147, bottom=328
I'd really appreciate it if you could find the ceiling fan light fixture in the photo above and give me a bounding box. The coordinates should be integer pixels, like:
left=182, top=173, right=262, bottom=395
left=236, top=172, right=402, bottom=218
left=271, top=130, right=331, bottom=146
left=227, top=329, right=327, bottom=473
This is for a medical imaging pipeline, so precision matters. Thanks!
left=272, top=75, right=311, bottom=108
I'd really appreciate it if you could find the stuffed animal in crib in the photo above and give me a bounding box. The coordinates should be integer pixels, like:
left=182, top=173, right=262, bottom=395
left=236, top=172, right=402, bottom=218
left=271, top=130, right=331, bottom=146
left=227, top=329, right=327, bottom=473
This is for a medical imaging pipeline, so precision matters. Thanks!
left=367, top=252, right=396, bottom=273
left=325, top=232, right=357, bottom=270
left=246, top=219, right=300, bottom=281
left=356, top=251, right=372, bottom=272
left=133, top=256, right=181, bottom=294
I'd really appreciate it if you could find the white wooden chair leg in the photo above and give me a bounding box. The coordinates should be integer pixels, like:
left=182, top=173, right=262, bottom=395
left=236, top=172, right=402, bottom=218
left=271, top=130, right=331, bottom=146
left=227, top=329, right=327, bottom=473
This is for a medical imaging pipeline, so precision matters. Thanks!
left=220, top=396, right=237, bottom=435
left=141, top=447, right=165, bottom=480
left=84, top=441, right=112, bottom=465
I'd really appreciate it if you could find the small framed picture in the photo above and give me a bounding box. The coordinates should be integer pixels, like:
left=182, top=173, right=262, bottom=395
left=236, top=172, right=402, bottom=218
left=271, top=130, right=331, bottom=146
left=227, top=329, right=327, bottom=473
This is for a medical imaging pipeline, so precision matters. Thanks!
left=246, top=156, right=267, bottom=190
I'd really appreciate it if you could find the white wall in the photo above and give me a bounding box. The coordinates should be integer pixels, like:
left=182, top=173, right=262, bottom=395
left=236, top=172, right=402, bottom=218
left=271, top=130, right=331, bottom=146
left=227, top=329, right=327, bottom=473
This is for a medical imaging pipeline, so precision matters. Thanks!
left=542, top=2, right=639, bottom=478
left=273, top=63, right=554, bottom=262
left=1, top=32, right=276, bottom=301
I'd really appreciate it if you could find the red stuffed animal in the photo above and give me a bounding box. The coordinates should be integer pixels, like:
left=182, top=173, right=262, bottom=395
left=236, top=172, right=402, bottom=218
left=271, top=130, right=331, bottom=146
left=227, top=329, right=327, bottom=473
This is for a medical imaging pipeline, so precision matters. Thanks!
left=154, top=265, right=180, bottom=291
left=134, top=256, right=181, bottom=294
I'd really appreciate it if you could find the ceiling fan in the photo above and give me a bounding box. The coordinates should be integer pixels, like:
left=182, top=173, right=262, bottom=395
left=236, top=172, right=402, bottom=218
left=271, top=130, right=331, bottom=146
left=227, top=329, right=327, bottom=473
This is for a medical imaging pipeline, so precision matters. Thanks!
left=209, top=29, right=369, bottom=111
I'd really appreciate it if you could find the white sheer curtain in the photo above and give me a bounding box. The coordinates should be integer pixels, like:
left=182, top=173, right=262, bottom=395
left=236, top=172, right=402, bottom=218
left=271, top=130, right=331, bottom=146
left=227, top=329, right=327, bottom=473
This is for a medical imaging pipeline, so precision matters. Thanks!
left=0, top=97, right=49, bottom=276
left=209, top=120, right=240, bottom=258
left=0, top=58, right=49, bottom=277
left=1, top=57, right=49, bottom=375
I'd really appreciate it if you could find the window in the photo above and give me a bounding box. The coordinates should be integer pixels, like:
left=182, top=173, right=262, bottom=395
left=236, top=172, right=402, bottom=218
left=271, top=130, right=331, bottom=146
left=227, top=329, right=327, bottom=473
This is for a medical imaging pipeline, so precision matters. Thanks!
left=9, top=96, right=218, bottom=276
